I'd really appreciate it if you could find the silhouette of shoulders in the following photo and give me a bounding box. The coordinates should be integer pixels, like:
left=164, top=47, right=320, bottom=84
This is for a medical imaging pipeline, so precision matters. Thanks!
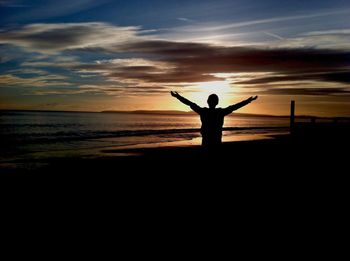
left=194, top=107, right=227, bottom=115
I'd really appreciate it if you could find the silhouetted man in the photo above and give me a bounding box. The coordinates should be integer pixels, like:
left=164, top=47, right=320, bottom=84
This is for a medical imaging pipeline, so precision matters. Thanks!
left=171, top=91, right=258, bottom=148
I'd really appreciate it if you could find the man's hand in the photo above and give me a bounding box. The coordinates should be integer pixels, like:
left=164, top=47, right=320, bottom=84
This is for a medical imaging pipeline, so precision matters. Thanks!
left=249, top=96, right=258, bottom=102
left=170, top=91, right=180, bottom=98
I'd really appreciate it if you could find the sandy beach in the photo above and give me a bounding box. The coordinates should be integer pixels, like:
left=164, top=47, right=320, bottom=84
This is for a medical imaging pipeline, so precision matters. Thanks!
left=1, top=123, right=348, bottom=211
left=1, top=117, right=348, bottom=211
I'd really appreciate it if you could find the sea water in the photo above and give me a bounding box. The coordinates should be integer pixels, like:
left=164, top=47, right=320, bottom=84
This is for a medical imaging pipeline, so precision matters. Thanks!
left=0, top=110, right=289, bottom=165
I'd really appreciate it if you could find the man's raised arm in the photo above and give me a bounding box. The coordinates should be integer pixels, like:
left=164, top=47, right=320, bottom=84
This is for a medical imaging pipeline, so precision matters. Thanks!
left=223, top=96, right=258, bottom=115
left=170, top=91, right=201, bottom=113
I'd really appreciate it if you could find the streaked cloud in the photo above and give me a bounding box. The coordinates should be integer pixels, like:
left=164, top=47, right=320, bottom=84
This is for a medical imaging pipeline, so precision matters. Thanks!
left=0, top=73, right=70, bottom=87
left=177, top=17, right=195, bottom=23
left=0, top=22, right=145, bottom=53
left=237, top=71, right=350, bottom=85
left=263, top=31, right=284, bottom=40
left=174, top=9, right=350, bottom=32
left=272, top=30, right=350, bottom=50
left=262, top=87, right=350, bottom=97
left=157, top=9, right=350, bottom=44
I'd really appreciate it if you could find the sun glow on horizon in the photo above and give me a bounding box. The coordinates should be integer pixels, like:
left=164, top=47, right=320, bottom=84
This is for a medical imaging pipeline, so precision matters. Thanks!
left=187, top=80, right=234, bottom=107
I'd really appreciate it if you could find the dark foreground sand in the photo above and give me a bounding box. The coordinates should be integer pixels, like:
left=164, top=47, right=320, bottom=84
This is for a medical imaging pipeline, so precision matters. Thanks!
left=2, top=124, right=348, bottom=239
left=2, top=123, right=349, bottom=216
left=1, top=122, right=349, bottom=197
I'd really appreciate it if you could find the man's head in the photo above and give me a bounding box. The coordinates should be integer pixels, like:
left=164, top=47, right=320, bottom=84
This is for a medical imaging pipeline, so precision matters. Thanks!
left=207, top=94, right=219, bottom=109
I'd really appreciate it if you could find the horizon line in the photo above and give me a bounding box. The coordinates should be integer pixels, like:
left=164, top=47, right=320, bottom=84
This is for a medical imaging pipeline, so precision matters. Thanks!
left=1, top=108, right=349, bottom=119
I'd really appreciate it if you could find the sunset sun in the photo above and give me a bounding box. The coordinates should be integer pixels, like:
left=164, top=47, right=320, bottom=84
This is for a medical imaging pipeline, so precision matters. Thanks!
left=189, top=80, right=233, bottom=106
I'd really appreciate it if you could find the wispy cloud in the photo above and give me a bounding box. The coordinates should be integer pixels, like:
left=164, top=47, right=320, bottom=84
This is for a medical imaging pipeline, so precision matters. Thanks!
left=263, top=31, right=284, bottom=40
left=261, top=87, right=350, bottom=97
left=8, top=68, right=51, bottom=75
left=156, top=9, right=350, bottom=46
left=0, top=22, right=146, bottom=53
left=301, top=29, right=350, bottom=36
left=237, top=71, right=350, bottom=85
left=271, top=30, right=350, bottom=50
left=0, top=73, right=70, bottom=88
left=172, top=9, right=350, bottom=33
left=177, top=17, right=195, bottom=23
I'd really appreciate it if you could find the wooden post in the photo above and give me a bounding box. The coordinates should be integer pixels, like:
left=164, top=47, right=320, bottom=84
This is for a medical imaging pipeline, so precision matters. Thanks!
left=290, top=100, right=295, bottom=134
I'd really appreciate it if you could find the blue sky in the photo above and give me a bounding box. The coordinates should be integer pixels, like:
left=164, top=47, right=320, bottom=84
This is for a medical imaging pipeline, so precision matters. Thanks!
left=1, top=0, right=350, bottom=115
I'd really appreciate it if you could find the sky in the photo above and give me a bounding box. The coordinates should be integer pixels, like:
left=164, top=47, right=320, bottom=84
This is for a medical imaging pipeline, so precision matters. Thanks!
left=0, top=0, right=350, bottom=116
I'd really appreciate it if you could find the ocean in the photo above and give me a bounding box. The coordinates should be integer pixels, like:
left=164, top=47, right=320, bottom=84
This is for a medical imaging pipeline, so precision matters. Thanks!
left=0, top=110, right=289, bottom=167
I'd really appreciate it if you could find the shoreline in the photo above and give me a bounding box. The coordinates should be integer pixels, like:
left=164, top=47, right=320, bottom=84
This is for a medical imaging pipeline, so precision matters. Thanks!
left=1, top=132, right=348, bottom=202
left=1, top=122, right=349, bottom=178
left=0, top=130, right=287, bottom=172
